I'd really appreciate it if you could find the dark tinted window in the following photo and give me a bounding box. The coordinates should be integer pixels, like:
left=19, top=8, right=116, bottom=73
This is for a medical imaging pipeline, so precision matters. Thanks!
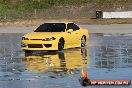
left=67, top=23, right=80, bottom=31
left=35, top=23, right=66, bottom=32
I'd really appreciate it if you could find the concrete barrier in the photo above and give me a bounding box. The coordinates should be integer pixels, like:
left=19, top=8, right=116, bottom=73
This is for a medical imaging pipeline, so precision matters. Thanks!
left=103, top=11, right=132, bottom=18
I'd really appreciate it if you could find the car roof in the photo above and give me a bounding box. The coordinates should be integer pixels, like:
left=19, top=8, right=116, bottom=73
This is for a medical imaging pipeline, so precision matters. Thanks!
left=44, top=21, right=74, bottom=24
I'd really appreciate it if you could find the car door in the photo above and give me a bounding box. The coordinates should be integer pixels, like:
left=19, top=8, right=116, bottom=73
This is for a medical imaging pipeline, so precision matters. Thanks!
left=66, top=23, right=81, bottom=47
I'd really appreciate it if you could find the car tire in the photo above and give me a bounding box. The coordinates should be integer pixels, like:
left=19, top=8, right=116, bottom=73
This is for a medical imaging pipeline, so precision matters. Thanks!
left=58, top=39, right=64, bottom=51
left=81, top=36, right=86, bottom=48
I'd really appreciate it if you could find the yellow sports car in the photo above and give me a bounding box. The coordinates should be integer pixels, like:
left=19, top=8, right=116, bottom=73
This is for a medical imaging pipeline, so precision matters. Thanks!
left=21, top=22, right=89, bottom=53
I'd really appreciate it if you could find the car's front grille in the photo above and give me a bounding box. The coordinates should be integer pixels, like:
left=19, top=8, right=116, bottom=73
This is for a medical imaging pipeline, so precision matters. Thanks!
left=28, top=44, right=43, bottom=48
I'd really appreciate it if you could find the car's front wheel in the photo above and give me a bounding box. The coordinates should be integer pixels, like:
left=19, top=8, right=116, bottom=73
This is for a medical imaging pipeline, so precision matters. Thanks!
left=81, top=36, right=86, bottom=48
left=58, top=39, right=64, bottom=51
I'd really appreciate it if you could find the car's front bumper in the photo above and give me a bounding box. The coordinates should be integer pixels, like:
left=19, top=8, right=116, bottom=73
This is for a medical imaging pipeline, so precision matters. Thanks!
left=21, top=40, right=58, bottom=50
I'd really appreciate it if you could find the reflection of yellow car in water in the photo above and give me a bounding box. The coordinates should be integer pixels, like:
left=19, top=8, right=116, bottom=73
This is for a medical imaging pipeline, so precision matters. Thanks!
left=22, top=48, right=90, bottom=74
left=21, top=22, right=89, bottom=53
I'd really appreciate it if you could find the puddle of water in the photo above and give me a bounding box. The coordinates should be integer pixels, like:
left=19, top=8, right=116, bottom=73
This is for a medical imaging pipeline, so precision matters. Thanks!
left=0, top=33, right=132, bottom=88
left=89, top=34, right=132, bottom=85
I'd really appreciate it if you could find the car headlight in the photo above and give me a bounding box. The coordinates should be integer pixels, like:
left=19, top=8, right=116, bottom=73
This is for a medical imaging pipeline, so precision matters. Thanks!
left=42, top=37, right=56, bottom=41
left=22, top=37, right=29, bottom=40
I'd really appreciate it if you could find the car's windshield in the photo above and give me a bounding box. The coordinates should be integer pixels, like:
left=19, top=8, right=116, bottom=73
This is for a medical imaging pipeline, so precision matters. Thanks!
left=34, top=23, right=66, bottom=32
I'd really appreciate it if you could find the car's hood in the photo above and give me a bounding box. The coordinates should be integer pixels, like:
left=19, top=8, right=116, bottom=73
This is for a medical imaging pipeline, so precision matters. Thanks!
left=24, top=32, right=61, bottom=39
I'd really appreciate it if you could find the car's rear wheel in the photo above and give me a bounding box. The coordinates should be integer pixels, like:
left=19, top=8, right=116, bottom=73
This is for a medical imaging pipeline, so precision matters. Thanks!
left=58, top=38, right=64, bottom=51
left=81, top=36, right=86, bottom=48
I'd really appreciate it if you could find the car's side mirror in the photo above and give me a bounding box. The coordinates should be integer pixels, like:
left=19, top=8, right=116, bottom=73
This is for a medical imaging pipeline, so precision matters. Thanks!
left=67, top=29, right=73, bottom=33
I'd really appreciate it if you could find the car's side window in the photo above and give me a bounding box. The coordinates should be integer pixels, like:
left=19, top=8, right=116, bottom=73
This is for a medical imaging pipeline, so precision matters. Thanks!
left=67, top=23, right=80, bottom=31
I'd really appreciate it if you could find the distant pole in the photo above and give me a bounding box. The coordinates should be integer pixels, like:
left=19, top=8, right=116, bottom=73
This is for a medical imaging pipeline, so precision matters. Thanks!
left=4, top=14, right=6, bottom=19
left=34, top=9, right=37, bottom=18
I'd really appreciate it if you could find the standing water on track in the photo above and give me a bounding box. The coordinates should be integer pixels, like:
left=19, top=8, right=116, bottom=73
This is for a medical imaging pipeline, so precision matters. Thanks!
left=0, top=33, right=132, bottom=88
